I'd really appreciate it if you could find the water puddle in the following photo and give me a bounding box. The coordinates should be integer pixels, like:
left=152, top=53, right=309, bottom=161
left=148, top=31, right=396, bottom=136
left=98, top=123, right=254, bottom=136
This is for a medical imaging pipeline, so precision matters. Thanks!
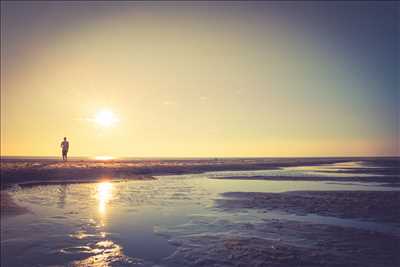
left=206, top=160, right=393, bottom=179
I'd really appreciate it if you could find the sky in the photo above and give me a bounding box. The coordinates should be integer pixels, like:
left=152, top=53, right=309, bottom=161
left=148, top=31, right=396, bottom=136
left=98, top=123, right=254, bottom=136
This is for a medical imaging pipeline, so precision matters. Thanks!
left=1, top=1, right=399, bottom=157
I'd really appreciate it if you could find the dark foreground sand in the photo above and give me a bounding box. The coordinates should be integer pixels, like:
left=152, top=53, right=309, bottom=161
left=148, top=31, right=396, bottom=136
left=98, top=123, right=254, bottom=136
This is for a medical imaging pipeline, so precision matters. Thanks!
left=182, top=190, right=400, bottom=267
left=217, top=191, right=400, bottom=223
left=163, top=219, right=400, bottom=267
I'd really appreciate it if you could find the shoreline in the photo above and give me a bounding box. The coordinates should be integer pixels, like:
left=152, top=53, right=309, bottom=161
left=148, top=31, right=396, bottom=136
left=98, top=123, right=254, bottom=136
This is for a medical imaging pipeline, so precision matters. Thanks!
left=2, top=157, right=399, bottom=188
left=2, top=158, right=400, bottom=266
left=0, top=158, right=351, bottom=188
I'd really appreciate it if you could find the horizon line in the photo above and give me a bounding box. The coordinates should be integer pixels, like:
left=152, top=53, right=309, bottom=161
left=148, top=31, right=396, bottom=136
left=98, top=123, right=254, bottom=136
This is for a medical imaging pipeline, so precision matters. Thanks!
left=1, top=155, right=399, bottom=159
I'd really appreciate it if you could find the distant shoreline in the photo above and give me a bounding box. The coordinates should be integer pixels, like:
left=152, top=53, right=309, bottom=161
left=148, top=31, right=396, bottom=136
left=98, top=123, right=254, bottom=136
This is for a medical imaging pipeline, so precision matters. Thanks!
left=2, top=156, right=399, bottom=161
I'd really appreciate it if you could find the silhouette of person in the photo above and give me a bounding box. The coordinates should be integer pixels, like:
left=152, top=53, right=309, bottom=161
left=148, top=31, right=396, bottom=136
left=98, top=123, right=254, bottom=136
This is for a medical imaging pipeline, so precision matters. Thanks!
left=61, top=137, right=69, bottom=161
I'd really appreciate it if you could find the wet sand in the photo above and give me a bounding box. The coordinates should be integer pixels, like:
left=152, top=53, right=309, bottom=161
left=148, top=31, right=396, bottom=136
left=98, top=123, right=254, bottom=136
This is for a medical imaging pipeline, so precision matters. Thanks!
left=1, top=158, right=399, bottom=266
left=2, top=157, right=398, bottom=187
left=163, top=219, right=400, bottom=267
left=217, top=191, right=400, bottom=223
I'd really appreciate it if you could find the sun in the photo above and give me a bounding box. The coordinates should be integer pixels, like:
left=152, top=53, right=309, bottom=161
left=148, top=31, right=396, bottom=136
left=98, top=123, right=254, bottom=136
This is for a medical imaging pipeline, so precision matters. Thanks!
left=95, top=110, right=118, bottom=127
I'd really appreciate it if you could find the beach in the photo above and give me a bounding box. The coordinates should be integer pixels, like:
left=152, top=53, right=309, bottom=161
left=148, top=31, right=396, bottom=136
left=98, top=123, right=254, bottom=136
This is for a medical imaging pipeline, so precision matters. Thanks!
left=1, top=157, right=399, bottom=266
left=2, top=1, right=399, bottom=266
left=2, top=157, right=398, bottom=187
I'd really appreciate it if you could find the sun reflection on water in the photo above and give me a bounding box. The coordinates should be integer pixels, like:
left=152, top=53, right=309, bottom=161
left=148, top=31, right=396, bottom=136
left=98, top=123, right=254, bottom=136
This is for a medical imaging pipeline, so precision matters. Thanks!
left=97, top=182, right=113, bottom=215
left=71, top=240, right=139, bottom=267
left=94, top=156, right=115, bottom=161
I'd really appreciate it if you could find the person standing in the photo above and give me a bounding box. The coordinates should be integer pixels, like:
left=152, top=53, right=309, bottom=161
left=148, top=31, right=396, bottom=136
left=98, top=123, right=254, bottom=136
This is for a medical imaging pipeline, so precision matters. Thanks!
left=60, top=137, right=69, bottom=161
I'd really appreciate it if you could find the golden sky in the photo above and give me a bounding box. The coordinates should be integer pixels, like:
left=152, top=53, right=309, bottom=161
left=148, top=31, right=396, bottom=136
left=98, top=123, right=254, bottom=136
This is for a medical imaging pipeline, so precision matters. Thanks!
left=1, top=2, right=399, bottom=157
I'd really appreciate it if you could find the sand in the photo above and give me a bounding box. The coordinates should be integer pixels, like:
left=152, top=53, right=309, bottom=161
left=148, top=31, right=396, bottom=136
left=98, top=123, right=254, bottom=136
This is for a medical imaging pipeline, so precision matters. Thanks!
left=1, top=157, right=399, bottom=266
left=2, top=157, right=398, bottom=187
left=162, top=219, right=400, bottom=267
left=217, top=191, right=400, bottom=224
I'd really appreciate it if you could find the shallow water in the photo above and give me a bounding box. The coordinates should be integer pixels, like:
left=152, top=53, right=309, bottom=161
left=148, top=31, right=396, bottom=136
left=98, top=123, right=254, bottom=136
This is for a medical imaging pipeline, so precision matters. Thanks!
left=206, top=160, right=391, bottom=179
left=1, top=161, right=399, bottom=266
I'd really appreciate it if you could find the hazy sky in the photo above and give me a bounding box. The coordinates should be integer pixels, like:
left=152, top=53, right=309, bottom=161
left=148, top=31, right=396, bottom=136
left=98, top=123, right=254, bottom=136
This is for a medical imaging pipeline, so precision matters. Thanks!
left=1, top=1, right=399, bottom=157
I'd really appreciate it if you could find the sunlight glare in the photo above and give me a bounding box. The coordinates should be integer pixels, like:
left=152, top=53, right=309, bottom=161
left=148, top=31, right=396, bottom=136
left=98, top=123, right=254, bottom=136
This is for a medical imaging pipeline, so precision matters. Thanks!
left=97, top=182, right=113, bottom=215
left=94, top=156, right=115, bottom=161
left=95, top=110, right=118, bottom=127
